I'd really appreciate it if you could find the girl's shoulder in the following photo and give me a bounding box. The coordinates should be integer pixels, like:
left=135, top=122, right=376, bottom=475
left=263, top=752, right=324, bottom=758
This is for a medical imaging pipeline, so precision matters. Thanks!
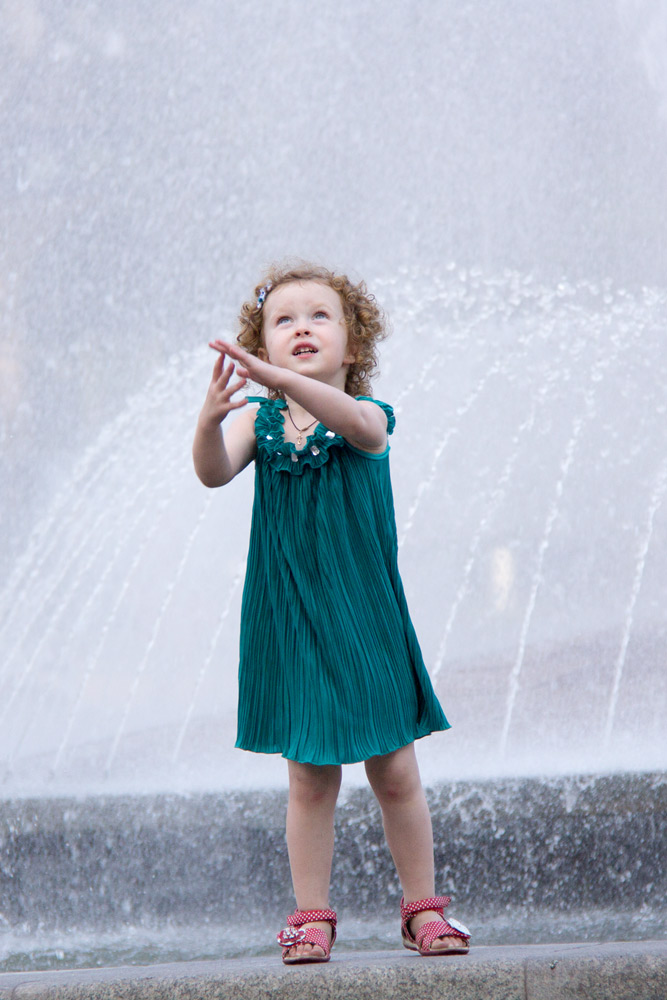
left=355, top=396, right=396, bottom=436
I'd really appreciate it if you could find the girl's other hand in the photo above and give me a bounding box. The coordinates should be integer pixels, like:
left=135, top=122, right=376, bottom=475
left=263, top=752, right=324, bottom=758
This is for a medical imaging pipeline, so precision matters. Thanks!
left=199, top=346, right=248, bottom=430
left=210, top=338, right=281, bottom=392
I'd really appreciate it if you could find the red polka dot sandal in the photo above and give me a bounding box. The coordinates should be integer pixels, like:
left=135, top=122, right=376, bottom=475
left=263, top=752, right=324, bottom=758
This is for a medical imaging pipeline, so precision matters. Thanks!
left=276, top=907, right=337, bottom=964
left=401, top=896, right=471, bottom=956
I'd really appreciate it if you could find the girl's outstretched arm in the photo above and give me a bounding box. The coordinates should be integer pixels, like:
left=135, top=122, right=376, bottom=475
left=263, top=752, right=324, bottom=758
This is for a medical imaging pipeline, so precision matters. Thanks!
left=193, top=349, right=257, bottom=487
left=210, top=339, right=388, bottom=453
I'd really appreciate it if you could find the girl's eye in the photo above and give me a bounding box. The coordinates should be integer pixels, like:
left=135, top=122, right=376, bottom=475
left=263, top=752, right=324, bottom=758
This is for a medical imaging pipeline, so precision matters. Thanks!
left=276, top=315, right=290, bottom=325
left=314, top=310, right=328, bottom=319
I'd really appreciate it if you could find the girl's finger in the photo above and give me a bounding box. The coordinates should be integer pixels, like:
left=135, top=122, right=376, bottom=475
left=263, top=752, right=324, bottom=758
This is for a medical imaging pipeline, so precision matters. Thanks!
left=211, top=338, right=236, bottom=354
left=221, top=376, right=247, bottom=399
left=213, top=359, right=235, bottom=387
left=218, top=339, right=247, bottom=362
left=212, top=352, right=225, bottom=375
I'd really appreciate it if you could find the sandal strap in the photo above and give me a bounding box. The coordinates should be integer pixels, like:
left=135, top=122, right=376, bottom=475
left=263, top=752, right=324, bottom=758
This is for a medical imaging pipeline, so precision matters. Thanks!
left=401, top=895, right=451, bottom=925
left=287, top=908, right=337, bottom=929
left=297, top=926, right=331, bottom=955
left=416, top=918, right=471, bottom=951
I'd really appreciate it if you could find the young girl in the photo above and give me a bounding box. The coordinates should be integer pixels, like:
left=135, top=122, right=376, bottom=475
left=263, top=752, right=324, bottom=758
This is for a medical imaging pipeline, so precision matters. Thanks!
left=193, top=263, right=470, bottom=963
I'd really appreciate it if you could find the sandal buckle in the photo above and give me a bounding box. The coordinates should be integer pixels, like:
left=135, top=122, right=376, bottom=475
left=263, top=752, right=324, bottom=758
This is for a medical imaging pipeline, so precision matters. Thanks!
left=447, top=916, right=471, bottom=938
left=277, top=926, right=306, bottom=947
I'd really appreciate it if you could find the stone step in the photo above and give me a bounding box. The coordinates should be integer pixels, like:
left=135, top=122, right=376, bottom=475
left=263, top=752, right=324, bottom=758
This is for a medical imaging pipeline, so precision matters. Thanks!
left=2, top=941, right=666, bottom=1000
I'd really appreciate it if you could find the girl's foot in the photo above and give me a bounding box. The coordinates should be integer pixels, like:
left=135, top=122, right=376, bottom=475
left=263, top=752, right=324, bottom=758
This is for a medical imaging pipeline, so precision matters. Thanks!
left=277, top=907, right=337, bottom=964
left=400, top=896, right=470, bottom=955
left=408, top=909, right=465, bottom=953
left=283, top=920, right=333, bottom=960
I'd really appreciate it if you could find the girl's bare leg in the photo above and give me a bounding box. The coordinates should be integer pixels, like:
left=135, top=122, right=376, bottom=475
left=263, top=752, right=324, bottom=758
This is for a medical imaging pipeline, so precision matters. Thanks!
left=284, top=760, right=342, bottom=958
left=365, top=743, right=461, bottom=951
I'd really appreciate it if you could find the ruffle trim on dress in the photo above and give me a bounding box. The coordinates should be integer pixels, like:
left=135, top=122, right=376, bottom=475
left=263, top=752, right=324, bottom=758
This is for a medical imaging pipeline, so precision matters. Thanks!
left=248, top=396, right=344, bottom=475
left=248, top=395, right=395, bottom=475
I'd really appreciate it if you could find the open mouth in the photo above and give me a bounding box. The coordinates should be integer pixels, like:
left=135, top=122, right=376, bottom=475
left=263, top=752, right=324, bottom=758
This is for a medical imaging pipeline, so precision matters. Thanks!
left=293, top=346, right=318, bottom=356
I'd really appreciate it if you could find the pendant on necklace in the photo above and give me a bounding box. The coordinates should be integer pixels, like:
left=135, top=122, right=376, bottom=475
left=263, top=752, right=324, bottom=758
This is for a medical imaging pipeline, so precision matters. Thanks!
left=297, top=433, right=303, bottom=447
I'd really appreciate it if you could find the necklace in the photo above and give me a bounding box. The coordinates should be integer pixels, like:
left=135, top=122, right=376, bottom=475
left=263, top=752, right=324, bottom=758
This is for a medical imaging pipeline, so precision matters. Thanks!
left=285, top=403, right=318, bottom=447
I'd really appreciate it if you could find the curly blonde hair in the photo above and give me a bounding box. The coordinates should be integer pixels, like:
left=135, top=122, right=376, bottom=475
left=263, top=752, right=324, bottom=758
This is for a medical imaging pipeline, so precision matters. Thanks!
left=237, top=262, right=388, bottom=398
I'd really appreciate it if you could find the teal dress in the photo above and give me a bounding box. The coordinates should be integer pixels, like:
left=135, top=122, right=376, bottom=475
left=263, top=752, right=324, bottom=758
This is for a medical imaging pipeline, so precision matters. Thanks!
left=235, top=396, right=450, bottom=765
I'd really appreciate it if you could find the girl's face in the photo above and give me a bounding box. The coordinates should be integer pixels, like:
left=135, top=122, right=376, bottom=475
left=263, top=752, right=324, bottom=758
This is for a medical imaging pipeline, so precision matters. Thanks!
left=260, top=281, right=354, bottom=391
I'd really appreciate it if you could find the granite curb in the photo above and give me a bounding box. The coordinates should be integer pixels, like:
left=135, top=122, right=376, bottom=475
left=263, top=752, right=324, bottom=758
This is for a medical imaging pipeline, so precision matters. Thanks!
left=0, top=940, right=665, bottom=1000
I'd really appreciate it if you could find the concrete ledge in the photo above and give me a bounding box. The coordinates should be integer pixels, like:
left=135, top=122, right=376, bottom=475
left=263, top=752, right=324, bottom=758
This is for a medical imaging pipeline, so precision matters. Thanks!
left=0, top=940, right=665, bottom=1000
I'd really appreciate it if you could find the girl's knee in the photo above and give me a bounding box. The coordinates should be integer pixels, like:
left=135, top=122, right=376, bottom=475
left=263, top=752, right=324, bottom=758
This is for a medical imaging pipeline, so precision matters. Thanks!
left=288, top=761, right=341, bottom=807
left=365, top=745, right=423, bottom=804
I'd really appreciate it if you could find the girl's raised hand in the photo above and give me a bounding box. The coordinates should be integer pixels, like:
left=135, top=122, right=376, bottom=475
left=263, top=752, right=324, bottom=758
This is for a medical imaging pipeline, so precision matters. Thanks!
left=199, top=347, right=248, bottom=430
left=210, top=338, right=281, bottom=392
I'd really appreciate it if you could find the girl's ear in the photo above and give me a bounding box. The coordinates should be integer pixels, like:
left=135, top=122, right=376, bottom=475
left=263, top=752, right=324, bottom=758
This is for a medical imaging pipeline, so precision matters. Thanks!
left=258, top=347, right=270, bottom=363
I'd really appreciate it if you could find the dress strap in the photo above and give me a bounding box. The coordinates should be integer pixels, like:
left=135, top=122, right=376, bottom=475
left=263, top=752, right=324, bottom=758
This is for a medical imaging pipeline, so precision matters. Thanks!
left=246, top=395, right=284, bottom=406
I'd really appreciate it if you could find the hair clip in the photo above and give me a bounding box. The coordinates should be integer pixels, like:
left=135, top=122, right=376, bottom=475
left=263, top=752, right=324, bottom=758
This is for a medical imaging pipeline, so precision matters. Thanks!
left=256, top=281, right=273, bottom=310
